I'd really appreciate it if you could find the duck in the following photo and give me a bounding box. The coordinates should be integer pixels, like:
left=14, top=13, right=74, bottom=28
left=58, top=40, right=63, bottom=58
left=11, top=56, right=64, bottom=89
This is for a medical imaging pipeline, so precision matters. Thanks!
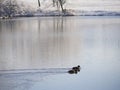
left=68, top=65, right=80, bottom=74
left=68, top=69, right=77, bottom=74
left=72, top=65, right=80, bottom=72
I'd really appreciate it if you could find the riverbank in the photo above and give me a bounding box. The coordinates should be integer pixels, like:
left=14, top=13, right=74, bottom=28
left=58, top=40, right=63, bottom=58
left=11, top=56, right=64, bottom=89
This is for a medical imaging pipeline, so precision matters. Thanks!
left=1, top=10, right=120, bottom=20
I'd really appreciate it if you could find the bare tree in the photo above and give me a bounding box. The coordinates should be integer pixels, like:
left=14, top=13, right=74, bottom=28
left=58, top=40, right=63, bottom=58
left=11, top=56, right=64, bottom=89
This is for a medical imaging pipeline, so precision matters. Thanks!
left=52, top=0, right=66, bottom=12
left=38, top=0, right=40, bottom=7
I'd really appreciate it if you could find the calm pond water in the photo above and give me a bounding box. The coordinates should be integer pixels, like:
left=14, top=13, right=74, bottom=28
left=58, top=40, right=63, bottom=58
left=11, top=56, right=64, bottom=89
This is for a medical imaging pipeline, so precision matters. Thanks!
left=0, top=16, right=120, bottom=90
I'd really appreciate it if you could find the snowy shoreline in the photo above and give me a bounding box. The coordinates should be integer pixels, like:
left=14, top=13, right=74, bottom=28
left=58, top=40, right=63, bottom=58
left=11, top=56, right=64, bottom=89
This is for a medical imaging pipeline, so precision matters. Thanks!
left=1, top=10, right=120, bottom=19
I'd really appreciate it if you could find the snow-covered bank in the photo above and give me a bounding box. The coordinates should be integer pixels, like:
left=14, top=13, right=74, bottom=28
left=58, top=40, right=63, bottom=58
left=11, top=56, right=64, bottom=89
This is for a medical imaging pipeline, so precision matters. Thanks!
left=1, top=0, right=120, bottom=18
left=34, top=10, right=120, bottom=16
left=76, top=10, right=120, bottom=16
left=1, top=10, right=120, bottom=19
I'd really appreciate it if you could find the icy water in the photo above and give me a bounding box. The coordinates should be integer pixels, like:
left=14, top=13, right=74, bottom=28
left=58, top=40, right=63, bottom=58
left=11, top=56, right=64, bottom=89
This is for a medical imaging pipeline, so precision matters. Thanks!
left=0, top=16, right=120, bottom=90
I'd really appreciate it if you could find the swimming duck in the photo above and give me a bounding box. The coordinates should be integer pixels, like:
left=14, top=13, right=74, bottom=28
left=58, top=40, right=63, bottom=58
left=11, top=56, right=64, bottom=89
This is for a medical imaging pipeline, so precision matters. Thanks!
left=72, top=65, right=80, bottom=72
left=68, top=65, right=80, bottom=74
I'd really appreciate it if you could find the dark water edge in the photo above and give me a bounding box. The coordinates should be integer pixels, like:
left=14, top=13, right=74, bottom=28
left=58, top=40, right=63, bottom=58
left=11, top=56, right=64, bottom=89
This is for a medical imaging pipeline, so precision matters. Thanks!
left=1, top=12, right=120, bottom=20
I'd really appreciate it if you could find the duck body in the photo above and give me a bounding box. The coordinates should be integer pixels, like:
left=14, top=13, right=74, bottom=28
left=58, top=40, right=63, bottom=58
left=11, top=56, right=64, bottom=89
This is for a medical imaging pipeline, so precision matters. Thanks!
left=68, top=70, right=76, bottom=74
left=72, top=65, right=80, bottom=72
left=68, top=65, right=80, bottom=74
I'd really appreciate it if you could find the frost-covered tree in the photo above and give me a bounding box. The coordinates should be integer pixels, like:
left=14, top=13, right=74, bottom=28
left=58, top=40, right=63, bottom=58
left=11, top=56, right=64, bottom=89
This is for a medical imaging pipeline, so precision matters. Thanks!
left=0, top=0, right=19, bottom=17
left=0, top=3, right=2, bottom=16
left=52, top=0, right=66, bottom=12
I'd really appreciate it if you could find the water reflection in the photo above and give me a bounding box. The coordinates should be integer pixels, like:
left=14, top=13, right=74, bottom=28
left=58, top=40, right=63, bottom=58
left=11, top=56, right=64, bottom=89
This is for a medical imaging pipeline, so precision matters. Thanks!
left=0, top=67, right=80, bottom=90
left=0, top=17, right=81, bottom=70
left=0, top=17, right=120, bottom=70
left=0, top=70, right=61, bottom=90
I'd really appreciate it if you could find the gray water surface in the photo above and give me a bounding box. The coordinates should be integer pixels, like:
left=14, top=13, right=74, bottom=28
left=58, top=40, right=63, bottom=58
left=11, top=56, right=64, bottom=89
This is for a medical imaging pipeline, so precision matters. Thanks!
left=0, top=16, right=120, bottom=90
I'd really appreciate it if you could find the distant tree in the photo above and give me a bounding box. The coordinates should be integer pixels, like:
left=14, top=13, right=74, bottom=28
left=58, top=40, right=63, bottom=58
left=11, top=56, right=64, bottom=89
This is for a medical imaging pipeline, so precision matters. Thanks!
left=1, top=0, right=19, bottom=17
left=0, top=2, right=2, bottom=16
left=38, top=0, right=40, bottom=7
left=52, top=0, right=66, bottom=12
